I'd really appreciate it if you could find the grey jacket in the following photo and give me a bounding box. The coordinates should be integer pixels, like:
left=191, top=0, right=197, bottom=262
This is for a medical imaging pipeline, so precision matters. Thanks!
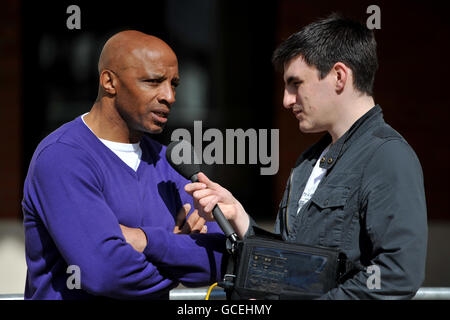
left=250, top=105, right=427, bottom=299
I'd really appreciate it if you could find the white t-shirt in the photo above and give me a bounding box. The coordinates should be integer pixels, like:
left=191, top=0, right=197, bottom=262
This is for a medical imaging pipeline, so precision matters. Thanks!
left=297, top=145, right=331, bottom=214
left=81, top=113, right=142, bottom=171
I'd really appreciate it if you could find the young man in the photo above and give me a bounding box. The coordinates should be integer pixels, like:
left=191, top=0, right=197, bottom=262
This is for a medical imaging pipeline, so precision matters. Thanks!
left=186, top=14, right=427, bottom=299
left=22, top=30, right=226, bottom=299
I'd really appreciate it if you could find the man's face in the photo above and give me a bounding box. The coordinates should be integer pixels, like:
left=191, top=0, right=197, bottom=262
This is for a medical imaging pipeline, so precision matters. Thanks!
left=113, top=46, right=179, bottom=135
left=282, top=55, right=335, bottom=133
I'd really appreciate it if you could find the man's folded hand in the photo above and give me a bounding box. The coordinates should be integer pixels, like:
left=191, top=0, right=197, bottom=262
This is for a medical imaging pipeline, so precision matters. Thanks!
left=173, top=203, right=207, bottom=234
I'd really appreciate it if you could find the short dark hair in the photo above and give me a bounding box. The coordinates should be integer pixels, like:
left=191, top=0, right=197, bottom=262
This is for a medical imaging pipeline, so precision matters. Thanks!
left=272, top=13, right=378, bottom=96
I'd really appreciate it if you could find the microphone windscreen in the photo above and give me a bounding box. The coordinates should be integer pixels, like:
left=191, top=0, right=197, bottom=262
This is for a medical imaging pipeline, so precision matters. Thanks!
left=165, top=140, right=201, bottom=180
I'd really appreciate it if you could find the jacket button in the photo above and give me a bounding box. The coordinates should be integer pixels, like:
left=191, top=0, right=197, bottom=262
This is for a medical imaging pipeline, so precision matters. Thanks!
left=324, top=199, right=329, bottom=206
left=327, top=158, right=333, bottom=164
left=320, top=157, right=326, bottom=164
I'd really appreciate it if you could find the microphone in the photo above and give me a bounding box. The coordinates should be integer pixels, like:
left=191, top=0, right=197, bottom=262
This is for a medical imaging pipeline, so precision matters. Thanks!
left=166, top=140, right=238, bottom=252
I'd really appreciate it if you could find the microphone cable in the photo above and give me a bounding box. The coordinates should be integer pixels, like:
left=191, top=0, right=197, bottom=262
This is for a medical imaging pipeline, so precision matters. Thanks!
left=205, top=282, right=218, bottom=300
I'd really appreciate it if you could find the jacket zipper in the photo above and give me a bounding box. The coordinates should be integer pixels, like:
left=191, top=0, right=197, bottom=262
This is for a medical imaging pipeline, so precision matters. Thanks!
left=285, top=169, right=294, bottom=236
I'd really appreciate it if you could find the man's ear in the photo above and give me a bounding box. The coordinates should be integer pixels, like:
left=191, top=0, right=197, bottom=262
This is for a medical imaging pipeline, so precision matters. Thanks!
left=333, top=62, right=350, bottom=93
left=99, top=70, right=117, bottom=95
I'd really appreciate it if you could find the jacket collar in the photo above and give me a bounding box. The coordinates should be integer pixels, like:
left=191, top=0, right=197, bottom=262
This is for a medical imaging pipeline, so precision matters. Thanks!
left=317, top=104, right=383, bottom=170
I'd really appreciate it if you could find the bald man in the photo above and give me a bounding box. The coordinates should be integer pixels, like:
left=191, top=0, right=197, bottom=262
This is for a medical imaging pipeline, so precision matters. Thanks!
left=22, top=31, right=227, bottom=300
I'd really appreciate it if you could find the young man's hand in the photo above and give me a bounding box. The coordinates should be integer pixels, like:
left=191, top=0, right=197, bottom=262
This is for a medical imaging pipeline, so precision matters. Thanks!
left=184, top=172, right=250, bottom=239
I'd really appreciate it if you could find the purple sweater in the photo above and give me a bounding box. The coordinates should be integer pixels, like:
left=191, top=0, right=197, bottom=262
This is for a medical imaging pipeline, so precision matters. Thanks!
left=22, top=116, right=226, bottom=299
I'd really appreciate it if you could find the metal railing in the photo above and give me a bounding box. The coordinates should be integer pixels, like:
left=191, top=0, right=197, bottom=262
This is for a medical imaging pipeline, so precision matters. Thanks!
left=171, top=287, right=450, bottom=300
left=411, top=287, right=450, bottom=300
left=1, top=287, right=449, bottom=300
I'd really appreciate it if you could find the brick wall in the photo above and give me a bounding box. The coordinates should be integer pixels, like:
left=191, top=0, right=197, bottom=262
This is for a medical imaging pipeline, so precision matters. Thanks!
left=0, top=0, right=22, bottom=219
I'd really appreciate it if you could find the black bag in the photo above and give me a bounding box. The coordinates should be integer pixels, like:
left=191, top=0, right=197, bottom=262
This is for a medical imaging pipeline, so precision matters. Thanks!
left=220, top=227, right=351, bottom=300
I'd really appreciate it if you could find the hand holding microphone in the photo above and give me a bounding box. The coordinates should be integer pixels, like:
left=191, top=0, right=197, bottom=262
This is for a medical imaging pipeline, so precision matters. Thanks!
left=185, top=172, right=237, bottom=220
left=166, top=140, right=250, bottom=245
